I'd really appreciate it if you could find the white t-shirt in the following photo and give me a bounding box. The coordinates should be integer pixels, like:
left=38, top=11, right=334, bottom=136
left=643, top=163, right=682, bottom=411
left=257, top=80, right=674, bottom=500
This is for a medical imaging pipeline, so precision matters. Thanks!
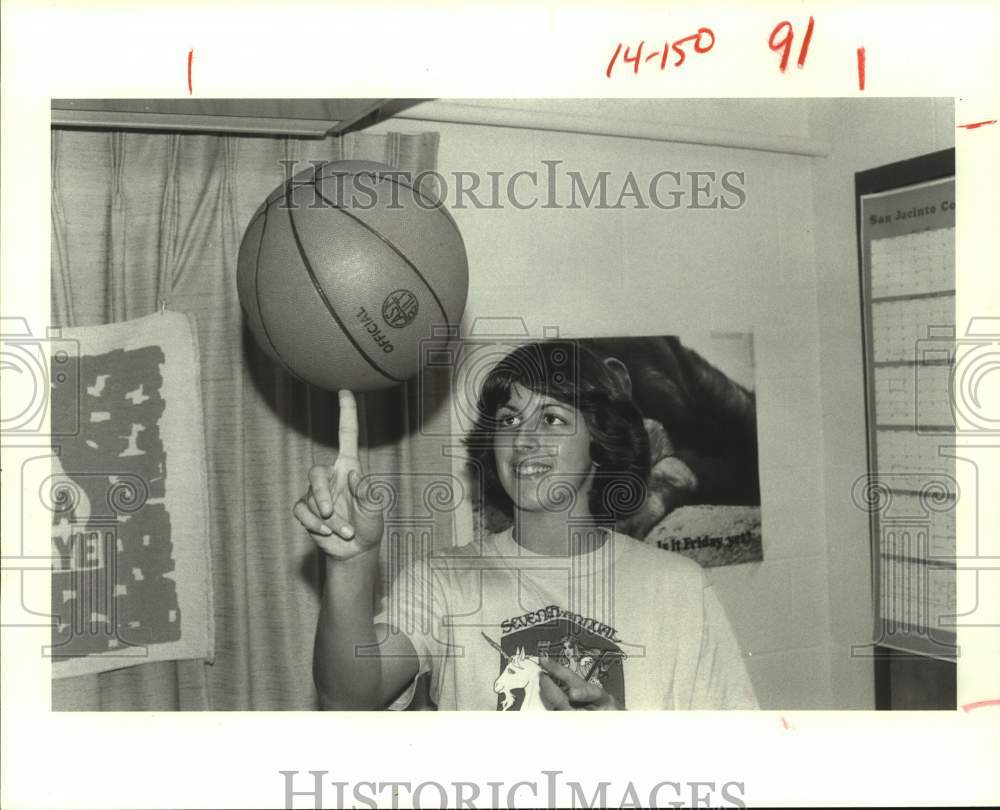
left=373, top=528, right=757, bottom=711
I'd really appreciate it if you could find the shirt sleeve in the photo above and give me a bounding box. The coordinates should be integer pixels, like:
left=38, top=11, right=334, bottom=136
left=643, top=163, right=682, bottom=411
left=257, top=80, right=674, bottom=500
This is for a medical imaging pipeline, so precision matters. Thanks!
left=689, top=581, right=759, bottom=710
left=372, top=555, right=450, bottom=710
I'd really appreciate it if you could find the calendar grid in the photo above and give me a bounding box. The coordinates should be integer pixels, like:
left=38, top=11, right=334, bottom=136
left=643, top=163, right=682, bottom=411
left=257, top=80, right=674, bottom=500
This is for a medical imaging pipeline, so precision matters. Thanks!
left=860, top=173, right=956, bottom=656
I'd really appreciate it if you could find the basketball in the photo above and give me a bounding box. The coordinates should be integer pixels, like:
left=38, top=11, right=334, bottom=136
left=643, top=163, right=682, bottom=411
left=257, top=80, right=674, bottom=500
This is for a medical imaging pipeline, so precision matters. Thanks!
left=237, top=160, right=469, bottom=391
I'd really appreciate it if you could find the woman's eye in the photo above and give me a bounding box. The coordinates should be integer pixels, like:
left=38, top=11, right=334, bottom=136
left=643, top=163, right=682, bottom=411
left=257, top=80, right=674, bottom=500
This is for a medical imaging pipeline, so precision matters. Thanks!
left=497, top=413, right=520, bottom=428
left=543, top=412, right=568, bottom=426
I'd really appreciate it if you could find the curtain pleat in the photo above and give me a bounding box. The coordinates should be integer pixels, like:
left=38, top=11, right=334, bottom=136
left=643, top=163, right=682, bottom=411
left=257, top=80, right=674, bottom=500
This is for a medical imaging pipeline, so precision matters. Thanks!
left=156, top=134, right=181, bottom=311
left=108, top=132, right=128, bottom=322
left=50, top=130, right=77, bottom=327
left=50, top=127, right=450, bottom=710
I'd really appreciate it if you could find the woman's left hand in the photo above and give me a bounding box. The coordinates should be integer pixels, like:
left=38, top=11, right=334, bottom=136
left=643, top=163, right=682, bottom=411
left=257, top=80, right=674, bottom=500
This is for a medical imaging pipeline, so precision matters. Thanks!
left=537, top=657, right=624, bottom=710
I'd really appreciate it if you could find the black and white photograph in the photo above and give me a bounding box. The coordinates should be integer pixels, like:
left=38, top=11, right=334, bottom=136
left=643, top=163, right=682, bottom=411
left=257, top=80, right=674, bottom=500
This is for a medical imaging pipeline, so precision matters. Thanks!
left=2, top=4, right=999, bottom=808
left=39, top=97, right=959, bottom=715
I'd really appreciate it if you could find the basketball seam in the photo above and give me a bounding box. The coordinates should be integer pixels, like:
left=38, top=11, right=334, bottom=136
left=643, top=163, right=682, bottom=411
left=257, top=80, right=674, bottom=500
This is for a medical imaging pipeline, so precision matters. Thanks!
left=380, top=174, right=472, bottom=279
left=245, top=179, right=318, bottom=231
left=257, top=166, right=468, bottom=275
left=312, top=185, right=452, bottom=329
left=286, top=194, right=402, bottom=384
left=316, top=163, right=457, bottom=230
left=381, top=175, right=466, bottom=244
left=252, top=196, right=315, bottom=387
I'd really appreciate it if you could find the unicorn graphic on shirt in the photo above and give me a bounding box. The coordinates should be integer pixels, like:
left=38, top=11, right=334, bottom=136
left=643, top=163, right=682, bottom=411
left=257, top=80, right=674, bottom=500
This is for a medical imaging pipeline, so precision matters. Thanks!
left=492, top=646, right=547, bottom=711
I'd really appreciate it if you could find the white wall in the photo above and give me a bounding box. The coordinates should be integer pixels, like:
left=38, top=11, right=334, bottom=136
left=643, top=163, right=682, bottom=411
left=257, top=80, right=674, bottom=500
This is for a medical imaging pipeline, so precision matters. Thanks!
left=807, top=98, right=955, bottom=709
left=368, top=99, right=951, bottom=709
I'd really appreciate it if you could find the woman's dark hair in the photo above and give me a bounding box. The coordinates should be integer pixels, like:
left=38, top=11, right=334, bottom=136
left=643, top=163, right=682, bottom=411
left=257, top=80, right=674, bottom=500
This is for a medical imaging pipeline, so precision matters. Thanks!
left=463, top=340, right=650, bottom=533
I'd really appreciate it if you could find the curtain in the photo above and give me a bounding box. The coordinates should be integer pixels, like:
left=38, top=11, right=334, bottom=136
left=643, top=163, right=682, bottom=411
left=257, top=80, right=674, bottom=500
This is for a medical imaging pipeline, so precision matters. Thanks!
left=50, top=127, right=452, bottom=710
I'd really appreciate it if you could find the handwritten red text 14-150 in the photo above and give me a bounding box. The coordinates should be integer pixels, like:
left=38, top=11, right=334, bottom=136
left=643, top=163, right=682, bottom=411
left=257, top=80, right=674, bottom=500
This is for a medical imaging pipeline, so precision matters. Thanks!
left=606, top=28, right=716, bottom=78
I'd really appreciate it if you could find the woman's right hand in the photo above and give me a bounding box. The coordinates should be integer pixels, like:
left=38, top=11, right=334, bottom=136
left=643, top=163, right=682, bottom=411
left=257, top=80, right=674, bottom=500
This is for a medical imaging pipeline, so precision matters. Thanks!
left=293, top=390, right=385, bottom=560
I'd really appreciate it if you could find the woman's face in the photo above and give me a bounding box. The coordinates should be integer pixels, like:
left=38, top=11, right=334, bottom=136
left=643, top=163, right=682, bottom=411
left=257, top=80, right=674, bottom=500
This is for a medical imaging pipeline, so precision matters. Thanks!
left=493, top=383, right=595, bottom=514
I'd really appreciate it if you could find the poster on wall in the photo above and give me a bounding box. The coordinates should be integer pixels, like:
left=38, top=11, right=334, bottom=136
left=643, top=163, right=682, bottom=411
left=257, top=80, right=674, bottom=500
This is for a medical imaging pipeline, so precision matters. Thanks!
left=453, top=331, right=763, bottom=568
left=48, top=312, right=215, bottom=678
left=858, top=162, right=957, bottom=659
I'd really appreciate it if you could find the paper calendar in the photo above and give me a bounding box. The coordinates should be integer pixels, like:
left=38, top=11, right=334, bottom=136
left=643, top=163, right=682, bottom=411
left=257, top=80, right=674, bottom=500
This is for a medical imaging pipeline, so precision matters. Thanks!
left=860, top=175, right=956, bottom=656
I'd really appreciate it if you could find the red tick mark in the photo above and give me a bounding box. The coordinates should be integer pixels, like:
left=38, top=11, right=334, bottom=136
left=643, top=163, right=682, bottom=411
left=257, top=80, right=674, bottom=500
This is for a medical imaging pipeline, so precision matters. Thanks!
left=187, top=48, right=194, bottom=95
left=957, top=119, right=997, bottom=130
left=797, top=16, right=815, bottom=69
left=857, top=47, right=865, bottom=91
left=961, top=698, right=1000, bottom=711
left=780, top=715, right=794, bottom=730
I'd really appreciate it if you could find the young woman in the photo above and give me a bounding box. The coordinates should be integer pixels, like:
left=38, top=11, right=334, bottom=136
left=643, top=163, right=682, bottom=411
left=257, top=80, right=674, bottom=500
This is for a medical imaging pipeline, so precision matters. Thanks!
left=295, top=341, right=757, bottom=710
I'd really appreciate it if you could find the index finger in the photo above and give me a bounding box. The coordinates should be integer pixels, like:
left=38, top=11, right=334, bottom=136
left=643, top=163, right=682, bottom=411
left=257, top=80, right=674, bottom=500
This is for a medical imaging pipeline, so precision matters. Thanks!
left=338, top=390, right=359, bottom=459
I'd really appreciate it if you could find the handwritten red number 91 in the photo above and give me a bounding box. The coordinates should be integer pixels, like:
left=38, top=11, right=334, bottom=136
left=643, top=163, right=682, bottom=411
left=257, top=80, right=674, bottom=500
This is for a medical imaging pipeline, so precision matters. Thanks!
left=768, top=16, right=815, bottom=72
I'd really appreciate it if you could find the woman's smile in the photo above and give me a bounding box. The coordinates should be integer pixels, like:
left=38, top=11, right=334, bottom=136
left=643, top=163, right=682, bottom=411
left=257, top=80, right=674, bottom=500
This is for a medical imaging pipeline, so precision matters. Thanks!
left=512, top=457, right=555, bottom=478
